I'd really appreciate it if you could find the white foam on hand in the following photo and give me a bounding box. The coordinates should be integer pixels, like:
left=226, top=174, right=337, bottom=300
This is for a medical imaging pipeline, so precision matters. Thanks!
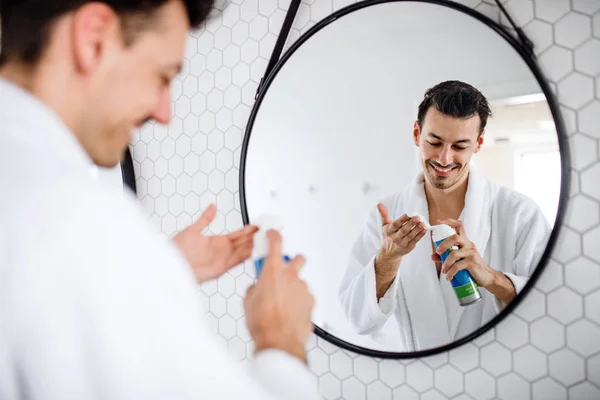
left=407, top=211, right=432, bottom=231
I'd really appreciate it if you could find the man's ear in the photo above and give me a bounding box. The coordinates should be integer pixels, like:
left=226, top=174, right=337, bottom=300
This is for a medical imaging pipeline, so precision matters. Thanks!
left=72, top=3, right=119, bottom=73
left=475, top=129, right=485, bottom=153
left=413, top=120, right=421, bottom=147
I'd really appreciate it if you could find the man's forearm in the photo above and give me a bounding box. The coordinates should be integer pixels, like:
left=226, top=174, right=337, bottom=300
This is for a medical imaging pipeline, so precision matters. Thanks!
left=374, top=254, right=401, bottom=300
left=485, top=270, right=517, bottom=304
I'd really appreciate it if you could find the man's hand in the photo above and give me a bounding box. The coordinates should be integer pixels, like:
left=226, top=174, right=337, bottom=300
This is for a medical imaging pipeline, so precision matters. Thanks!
left=244, top=230, right=314, bottom=364
left=432, top=218, right=516, bottom=303
left=173, top=204, right=258, bottom=283
left=375, top=204, right=427, bottom=299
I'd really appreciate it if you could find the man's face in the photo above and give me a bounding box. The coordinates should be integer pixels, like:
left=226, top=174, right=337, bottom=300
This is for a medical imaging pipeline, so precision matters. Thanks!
left=413, top=106, right=484, bottom=190
left=80, top=0, right=189, bottom=167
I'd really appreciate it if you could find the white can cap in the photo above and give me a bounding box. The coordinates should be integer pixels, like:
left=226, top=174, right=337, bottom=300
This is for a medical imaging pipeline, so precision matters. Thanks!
left=430, top=224, right=457, bottom=244
left=251, top=214, right=284, bottom=260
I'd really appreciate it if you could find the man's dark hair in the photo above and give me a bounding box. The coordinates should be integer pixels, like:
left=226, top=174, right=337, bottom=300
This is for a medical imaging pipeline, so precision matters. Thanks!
left=417, top=80, right=492, bottom=135
left=0, top=0, right=215, bottom=66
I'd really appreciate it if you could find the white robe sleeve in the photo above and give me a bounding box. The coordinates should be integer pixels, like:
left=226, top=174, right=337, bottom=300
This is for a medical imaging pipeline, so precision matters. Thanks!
left=1, top=190, right=322, bottom=400
left=493, top=195, right=552, bottom=313
left=338, top=205, right=400, bottom=334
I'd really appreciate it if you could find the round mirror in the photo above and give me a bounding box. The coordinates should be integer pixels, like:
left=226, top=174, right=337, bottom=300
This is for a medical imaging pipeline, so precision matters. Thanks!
left=241, top=0, right=569, bottom=357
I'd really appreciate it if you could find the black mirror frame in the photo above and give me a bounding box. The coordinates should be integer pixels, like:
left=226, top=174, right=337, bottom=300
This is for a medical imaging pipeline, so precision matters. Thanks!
left=239, top=0, right=571, bottom=359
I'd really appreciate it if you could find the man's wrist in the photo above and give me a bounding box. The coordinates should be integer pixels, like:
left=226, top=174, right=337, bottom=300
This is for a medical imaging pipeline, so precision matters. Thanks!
left=254, top=336, right=307, bottom=364
left=485, top=270, right=516, bottom=304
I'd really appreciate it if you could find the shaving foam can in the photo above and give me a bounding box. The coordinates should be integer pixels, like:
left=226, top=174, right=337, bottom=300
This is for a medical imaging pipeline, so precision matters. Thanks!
left=431, top=224, right=482, bottom=306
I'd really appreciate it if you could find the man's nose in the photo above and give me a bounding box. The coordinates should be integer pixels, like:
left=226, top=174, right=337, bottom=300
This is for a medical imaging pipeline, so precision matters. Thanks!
left=437, top=146, right=453, bottom=166
left=151, top=87, right=172, bottom=125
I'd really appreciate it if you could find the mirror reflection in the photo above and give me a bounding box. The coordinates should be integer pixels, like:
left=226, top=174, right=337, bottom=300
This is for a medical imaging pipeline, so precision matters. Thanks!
left=243, top=1, right=562, bottom=353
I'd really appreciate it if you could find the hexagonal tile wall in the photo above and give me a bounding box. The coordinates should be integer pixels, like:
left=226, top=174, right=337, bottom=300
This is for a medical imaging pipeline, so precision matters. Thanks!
left=130, top=0, right=600, bottom=399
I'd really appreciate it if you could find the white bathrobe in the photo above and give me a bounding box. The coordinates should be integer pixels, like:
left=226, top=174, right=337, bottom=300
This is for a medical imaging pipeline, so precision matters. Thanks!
left=338, top=165, right=551, bottom=352
left=0, top=78, right=321, bottom=399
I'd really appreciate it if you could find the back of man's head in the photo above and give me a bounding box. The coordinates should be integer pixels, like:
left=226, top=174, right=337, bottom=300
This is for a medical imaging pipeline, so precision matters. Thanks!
left=0, top=0, right=213, bottom=67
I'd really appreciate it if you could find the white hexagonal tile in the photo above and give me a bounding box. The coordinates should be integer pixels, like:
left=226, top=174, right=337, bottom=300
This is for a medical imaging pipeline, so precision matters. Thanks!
left=148, top=176, right=162, bottom=200
left=218, top=315, right=236, bottom=340
left=553, top=227, right=582, bottom=264
left=191, top=172, right=208, bottom=195
left=532, top=377, right=567, bottom=400
left=175, top=96, right=191, bottom=119
left=259, top=33, right=277, bottom=59
left=223, top=45, right=241, bottom=70
left=240, top=0, right=258, bottom=22
left=596, top=76, right=600, bottom=98
left=549, top=349, right=586, bottom=386
left=191, top=93, right=207, bottom=115
left=465, top=370, right=495, bottom=400
left=236, top=318, right=251, bottom=342
left=555, top=13, right=592, bottom=48
left=269, top=8, right=286, bottom=32
left=496, top=314, right=529, bottom=349
left=224, top=86, right=241, bottom=110
left=225, top=211, right=243, bottom=232
left=448, top=343, right=478, bottom=373
left=536, top=259, right=564, bottom=293
left=176, top=214, right=191, bottom=231
left=342, top=377, right=366, bottom=400
left=514, top=288, right=545, bottom=322
left=154, top=195, right=168, bottom=217
left=472, top=326, right=495, bottom=347
left=294, top=3, right=311, bottom=30
left=539, top=46, right=573, bottom=82
left=209, top=170, right=225, bottom=193
left=532, top=316, right=566, bottom=353
left=161, top=137, right=175, bottom=159
left=206, top=131, right=223, bottom=153
left=226, top=168, right=239, bottom=193
left=216, top=272, right=235, bottom=298
left=570, top=382, right=600, bottom=400
left=498, top=373, right=530, bottom=400
left=433, top=365, right=462, bottom=397
left=231, top=21, right=249, bottom=47
left=227, top=337, right=245, bottom=362
left=140, top=159, right=154, bottom=181
left=183, top=115, right=199, bottom=137
left=378, top=360, right=404, bottom=388
left=354, top=356, right=378, bottom=384
left=214, top=26, right=231, bottom=52
left=169, top=194, right=184, bottom=216
left=249, top=15, right=268, bottom=41
left=168, top=158, right=184, bottom=180
left=201, top=279, right=217, bottom=296
left=575, top=39, right=600, bottom=76
left=589, top=353, right=600, bottom=387
left=232, top=63, right=250, bottom=87
left=146, top=141, right=160, bottom=162
left=567, top=319, right=600, bottom=356
left=216, top=190, right=234, bottom=214
left=310, top=0, right=333, bottom=23
left=226, top=294, right=244, bottom=319
left=367, top=381, right=391, bottom=400
left=558, top=73, right=594, bottom=110
left=206, top=49, right=223, bottom=74
left=209, top=293, right=226, bottom=317
left=189, top=53, right=206, bottom=78
left=548, top=287, right=583, bottom=323
left=216, top=109, right=233, bottom=131
left=565, top=256, right=600, bottom=294
left=570, top=134, right=598, bottom=171
left=524, top=19, right=553, bottom=55
left=570, top=170, right=581, bottom=198
left=582, top=163, right=600, bottom=201
left=422, top=353, right=448, bottom=369
left=183, top=75, right=198, bottom=99
left=215, top=68, right=232, bottom=91
left=184, top=192, right=199, bottom=215
left=308, top=348, right=329, bottom=376
left=573, top=0, right=600, bottom=13
left=205, top=313, right=218, bottom=336
left=584, top=226, right=600, bottom=263
left=330, top=352, right=352, bottom=380
left=420, top=389, right=445, bottom=400
left=500, top=0, right=533, bottom=27
left=241, top=80, right=258, bottom=105
left=534, top=0, right=570, bottom=23
left=176, top=136, right=191, bottom=158
left=199, top=152, right=216, bottom=174
left=585, top=290, right=600, bottom=324
left=250, top=57, right=268, bottom=82
left=258, top=0, right=277, bottom=16
left=207, top=90, right=223, bottom=113
left=191, top=133, right=207, bottom=155
left=406, top=361, right=434, bottom=393
left=595, top=11, right=600, bottom=38
left=198, top=71, right=215, bottom=95
left=480, top=342, right=511, bottom=377
left=514, top=345, right=548, bottom=381
left=196, top=32, right=214, bottom=56
left=161, top=175, right=176, bottom=197
left=320, top=373, right=341, bottom=400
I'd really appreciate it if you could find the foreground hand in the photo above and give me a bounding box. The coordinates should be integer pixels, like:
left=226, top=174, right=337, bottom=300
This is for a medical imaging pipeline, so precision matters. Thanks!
left=377, top=203, right=428, bottom=261
left=432, top=218, right=495, bottom=288
left=244, top=230, right=314, bottom=364
left=173, top=204, right=258, bottom=283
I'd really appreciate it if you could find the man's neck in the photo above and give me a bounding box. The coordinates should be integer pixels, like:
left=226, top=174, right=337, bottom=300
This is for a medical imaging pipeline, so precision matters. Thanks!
left=425, top=172, right=469, bottom=220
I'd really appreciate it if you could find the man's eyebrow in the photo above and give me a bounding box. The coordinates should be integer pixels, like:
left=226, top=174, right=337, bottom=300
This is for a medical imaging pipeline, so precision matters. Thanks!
left=430, top=133, right=471, bottom=144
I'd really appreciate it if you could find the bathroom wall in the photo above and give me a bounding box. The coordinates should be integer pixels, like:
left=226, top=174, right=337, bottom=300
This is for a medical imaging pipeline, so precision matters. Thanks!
left=131, top=0, right=600, bottom=398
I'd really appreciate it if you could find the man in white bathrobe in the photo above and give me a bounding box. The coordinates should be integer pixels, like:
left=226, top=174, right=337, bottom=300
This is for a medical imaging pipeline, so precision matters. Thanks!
left=339, top=80, right=552, bottom=352
left=0, top=1, right=321, bottom=399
